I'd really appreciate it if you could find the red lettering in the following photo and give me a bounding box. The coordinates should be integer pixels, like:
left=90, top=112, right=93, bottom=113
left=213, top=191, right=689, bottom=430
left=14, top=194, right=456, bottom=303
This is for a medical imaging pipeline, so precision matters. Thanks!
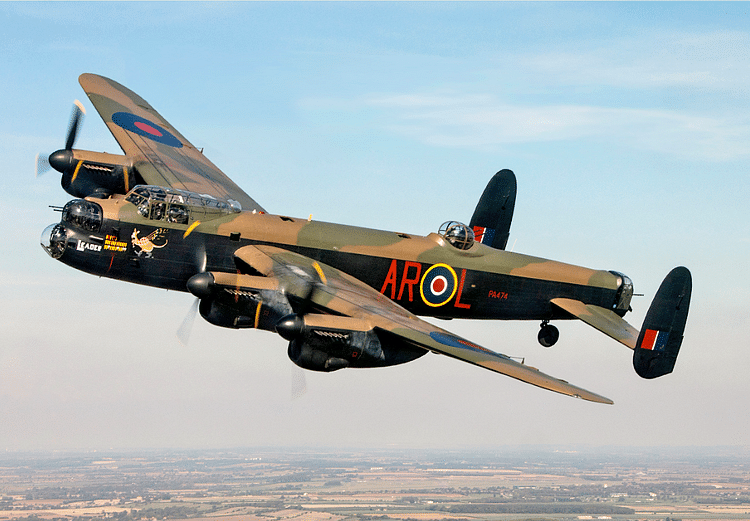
left=380, top=259, right=398, bottom=299
left=454, top=268, right=471, bottom=309
left=397, top=261, right=422, bottom=302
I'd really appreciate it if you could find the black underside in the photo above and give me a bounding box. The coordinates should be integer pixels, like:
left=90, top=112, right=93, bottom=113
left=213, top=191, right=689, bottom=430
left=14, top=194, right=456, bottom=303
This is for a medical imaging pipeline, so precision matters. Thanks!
left=58, top=218, right=618, bottom=322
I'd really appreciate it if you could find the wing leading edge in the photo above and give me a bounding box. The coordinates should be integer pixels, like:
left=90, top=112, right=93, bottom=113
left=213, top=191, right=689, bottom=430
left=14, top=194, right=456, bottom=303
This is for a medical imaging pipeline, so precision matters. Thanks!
left=233, top=245, right=613, bottom=405
left=78, top=73, right=264, bottom=213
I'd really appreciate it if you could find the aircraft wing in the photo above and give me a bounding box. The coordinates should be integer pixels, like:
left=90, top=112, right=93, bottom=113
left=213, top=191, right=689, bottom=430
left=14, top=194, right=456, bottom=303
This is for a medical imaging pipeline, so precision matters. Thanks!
left=234, top=244, right=614, bottom=404
left=78, top=73, right=264, bottom=213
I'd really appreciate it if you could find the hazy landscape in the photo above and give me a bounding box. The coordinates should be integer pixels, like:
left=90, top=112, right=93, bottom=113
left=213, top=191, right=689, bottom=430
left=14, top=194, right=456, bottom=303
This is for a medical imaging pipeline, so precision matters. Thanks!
left=0, top=447, right=748, bottom=521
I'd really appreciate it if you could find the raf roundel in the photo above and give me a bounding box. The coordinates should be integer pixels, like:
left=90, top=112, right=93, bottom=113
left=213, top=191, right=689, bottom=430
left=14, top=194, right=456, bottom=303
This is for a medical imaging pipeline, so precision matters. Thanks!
left=111, top=112, right=183, bottom=148
left=420, top=263, right=458, bottom=307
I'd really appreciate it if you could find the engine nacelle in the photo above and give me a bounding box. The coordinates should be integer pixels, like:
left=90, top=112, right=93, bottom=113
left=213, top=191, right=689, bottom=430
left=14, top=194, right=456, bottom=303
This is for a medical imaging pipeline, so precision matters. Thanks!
left=198, top=294, right=292, bottom=332
left=49, top=149, right=137, bottom=199
left=278, top=316, right=385, bottom=372
left=187, top=272, right=293, bottom=332
left=287, top=339, right=350, bottom=372
left=185, top=273, right=429, bottom=371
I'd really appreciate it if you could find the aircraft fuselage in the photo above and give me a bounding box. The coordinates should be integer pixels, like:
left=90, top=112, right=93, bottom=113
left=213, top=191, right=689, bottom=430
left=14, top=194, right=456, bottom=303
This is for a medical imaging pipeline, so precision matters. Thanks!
left=43, top=193, right=632, bottom=324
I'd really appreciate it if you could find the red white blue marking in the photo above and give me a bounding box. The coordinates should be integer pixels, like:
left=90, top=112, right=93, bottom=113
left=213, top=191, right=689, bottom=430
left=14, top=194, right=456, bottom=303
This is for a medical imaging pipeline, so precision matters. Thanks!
left=420, top=263, right=457, bottom=307
left=641, top=329, right=670, bottom=351
left=112, top=112, right=183, bottom=148
left=473, top=225, right=496, bottom=245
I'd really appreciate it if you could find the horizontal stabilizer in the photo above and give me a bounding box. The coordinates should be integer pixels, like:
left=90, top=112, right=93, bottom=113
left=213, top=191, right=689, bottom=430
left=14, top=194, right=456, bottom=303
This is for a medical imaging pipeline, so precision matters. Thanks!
left=551, top=298, right=639, bottom=349
left=469, top=169, right=516, bottom=250
left=633, top=267, right=692, bottom=379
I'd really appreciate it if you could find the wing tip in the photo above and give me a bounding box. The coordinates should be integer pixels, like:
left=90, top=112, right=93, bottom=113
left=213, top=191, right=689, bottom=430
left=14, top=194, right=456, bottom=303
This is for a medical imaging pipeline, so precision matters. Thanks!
left=576, top=392, right=614, bottom=405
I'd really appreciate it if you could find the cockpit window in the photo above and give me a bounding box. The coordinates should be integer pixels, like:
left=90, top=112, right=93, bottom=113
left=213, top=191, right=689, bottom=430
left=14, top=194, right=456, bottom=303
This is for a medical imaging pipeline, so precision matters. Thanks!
left=166, top=204, right=188, bottom=224
left=126, top=187, right=150, bottom=217
left=438, top=221, right=475, bottom=250
left=149, top=201, right=164, bottom=220
left=61, top=199, right=103, bottom=232
left=124, top=185, right=240, bottom=224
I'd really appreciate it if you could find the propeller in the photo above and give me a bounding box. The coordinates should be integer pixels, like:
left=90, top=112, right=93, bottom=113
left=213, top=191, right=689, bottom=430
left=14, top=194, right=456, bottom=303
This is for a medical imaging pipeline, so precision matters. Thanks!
left=65, top=100, right=86, bottom=150
left=285, top=280, right=315, bottom=400
left=38, top=100, right=86, bottom=177
left=291, top=365, right=308, bottom=400
left=275, top=280, right=320, bottom=341
left=35, top=152, right=51, bottom=178
left=176, top=245, right=208, bottom=347
left=281, top=265, right=330, bottom=399
left=176, top=298, right=199, bottom=347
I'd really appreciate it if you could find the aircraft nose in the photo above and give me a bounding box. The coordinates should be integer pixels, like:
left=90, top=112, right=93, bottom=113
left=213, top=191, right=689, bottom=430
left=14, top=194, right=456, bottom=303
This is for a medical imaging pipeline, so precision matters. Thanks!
left=41, top=223, right=68, bottom=259
left=48, top=149, right=75, bottom=173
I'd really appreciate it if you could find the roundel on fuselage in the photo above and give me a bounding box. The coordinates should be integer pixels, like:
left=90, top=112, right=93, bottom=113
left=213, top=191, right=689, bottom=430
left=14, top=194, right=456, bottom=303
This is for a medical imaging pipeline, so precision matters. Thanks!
left=420, top=263, right=458, bottom=307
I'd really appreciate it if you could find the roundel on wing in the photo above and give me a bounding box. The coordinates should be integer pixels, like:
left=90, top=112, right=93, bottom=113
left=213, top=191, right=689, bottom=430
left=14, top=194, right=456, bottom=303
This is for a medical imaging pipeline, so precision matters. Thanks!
left=111, top=112, right=183, bottom=148
left=420, top=263, right=458, bottom=307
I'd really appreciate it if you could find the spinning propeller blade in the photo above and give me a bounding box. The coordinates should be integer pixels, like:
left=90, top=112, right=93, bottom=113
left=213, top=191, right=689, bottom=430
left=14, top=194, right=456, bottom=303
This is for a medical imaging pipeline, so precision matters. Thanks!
left=65, top=100, right=86, bottom=151
left=37, top=100, right=86, bottom=178
left=176, top=247, right=207, bottom=347
left=176, top=298, right=199, bottom=347
left=35, top=153, right=51, bottom=178
left=291, top=365, right=308, bottom=400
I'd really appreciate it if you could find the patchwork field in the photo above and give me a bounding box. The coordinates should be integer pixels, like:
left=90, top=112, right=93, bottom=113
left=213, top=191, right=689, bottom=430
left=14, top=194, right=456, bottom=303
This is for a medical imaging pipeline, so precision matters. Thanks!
left=0, top=448, right=748, bottom=521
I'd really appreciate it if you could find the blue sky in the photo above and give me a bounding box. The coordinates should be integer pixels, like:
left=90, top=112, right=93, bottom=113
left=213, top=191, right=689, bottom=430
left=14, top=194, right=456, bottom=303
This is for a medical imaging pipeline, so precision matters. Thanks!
left=1, top=2, right=749, bottom=450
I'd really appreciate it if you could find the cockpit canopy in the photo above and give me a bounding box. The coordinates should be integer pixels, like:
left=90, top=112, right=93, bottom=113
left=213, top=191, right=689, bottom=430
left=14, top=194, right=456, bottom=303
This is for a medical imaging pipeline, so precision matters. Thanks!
left=610, top=271, right=634, bottom=313
left=124, top=185, right=242, bottom=224
left=438, top=221, right=475, bottom=250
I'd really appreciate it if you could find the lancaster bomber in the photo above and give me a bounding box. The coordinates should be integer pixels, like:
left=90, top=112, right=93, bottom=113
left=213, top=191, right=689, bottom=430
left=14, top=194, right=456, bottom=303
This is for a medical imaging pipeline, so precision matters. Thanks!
left=39, top=74, right=692, bottom=404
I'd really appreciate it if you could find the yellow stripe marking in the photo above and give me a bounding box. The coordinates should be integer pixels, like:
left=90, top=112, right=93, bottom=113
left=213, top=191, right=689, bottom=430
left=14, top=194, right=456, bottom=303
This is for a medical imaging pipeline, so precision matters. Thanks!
left=183, top=220, right=201, bottom=239
left=254, top=302, right=263, bottom=329
left=312, top=261, right=327, bottom=285
left=123, top=166, right=129, bottom=192
left=71, top=160, right=84, bottom=183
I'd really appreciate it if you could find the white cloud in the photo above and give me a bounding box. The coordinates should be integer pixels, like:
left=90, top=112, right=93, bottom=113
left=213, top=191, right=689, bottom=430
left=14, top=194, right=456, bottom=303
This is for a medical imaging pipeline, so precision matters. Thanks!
left=514, top=30, right=750, bottom=91
left=365, top=93, right=750, bottom=160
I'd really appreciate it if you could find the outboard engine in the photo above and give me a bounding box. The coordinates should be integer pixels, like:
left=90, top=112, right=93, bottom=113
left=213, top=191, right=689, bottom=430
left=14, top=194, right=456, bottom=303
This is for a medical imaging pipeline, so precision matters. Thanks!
left=38, top=100, right=138, bottom=199
left=276, top=315, right=385, bottom=372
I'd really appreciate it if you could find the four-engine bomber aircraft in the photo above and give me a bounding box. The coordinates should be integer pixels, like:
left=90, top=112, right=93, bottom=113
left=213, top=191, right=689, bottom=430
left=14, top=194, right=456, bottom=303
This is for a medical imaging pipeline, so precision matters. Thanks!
left=39, top=74, right=692, bottom=404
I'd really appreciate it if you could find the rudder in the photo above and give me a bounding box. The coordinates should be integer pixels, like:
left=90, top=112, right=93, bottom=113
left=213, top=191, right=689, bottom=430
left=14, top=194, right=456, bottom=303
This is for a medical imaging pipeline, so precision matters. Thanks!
left=469, top=169, right=517, bottom=250
left=633, top=266, right=692, bottom=379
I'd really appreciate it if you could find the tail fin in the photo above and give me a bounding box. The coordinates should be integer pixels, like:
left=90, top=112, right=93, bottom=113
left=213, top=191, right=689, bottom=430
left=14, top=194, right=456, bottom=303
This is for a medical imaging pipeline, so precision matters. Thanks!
left=469, top=169, right=517, bottom=250
left=633, top=267, right=692, bottom=379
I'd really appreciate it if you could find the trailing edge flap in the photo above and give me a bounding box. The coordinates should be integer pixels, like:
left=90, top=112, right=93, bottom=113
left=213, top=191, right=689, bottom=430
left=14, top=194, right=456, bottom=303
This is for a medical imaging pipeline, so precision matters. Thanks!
left=633, top=267, right=692, bottom=379
left=551, top=298, right=639, bottom=350
left=233, top=244, right=613, bottom=404
left=469, top=169, right=517, bottom=250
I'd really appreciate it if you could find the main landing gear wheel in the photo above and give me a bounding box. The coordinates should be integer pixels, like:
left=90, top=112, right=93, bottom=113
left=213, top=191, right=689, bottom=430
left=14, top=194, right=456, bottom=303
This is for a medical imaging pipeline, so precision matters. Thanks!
left=538, top=321, right=559, bottom=348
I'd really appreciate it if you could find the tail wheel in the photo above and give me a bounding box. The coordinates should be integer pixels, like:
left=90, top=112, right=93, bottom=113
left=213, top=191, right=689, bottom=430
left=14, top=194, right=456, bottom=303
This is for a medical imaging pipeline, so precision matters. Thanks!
left=538, top=321, right=559, bottom=348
